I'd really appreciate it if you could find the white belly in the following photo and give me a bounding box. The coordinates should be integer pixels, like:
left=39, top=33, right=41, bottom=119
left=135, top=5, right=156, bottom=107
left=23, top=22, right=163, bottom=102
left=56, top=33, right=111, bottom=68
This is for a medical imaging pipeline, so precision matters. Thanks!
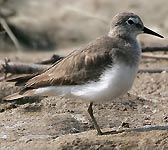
left=70, top=63, right=138, bottom=102
left=35, top=63, right=138, bottom=103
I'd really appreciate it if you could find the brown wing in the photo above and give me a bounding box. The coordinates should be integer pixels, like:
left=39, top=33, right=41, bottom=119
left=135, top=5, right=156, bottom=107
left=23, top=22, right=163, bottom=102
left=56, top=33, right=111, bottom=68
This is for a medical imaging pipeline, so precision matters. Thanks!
left=7, top=73, right=39, bottom=86
left=23, top=35, right=114, bottom=89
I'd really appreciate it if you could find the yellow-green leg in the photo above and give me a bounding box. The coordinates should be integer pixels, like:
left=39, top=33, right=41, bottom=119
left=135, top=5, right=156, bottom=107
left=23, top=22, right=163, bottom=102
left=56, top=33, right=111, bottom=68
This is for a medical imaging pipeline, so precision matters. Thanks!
left=88, top=102, right=103, bottom=135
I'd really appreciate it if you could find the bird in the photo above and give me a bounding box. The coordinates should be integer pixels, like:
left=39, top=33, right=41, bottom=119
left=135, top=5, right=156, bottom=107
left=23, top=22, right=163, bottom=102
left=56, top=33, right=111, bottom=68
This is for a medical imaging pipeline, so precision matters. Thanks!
left=2, top=12, right=164, bottom=135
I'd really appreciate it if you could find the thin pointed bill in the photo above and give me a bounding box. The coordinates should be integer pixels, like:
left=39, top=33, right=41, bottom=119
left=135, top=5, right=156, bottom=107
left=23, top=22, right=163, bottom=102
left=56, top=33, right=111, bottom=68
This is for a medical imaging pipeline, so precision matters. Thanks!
left=143, top=27, right=164, bottom=38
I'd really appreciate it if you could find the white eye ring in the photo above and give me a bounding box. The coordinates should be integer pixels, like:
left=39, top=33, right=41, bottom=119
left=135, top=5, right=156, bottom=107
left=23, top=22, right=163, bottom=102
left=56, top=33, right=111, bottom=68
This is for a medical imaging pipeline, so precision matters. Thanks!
left=126, top=17, right=139, bottom=25
left=127, top=19, right=134, bottom=25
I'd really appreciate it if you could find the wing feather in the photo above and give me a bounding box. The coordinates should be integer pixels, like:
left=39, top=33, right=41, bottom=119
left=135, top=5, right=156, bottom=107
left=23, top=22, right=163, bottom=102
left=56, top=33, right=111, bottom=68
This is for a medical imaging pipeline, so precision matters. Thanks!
left=24, top=36, right=114, bottom=89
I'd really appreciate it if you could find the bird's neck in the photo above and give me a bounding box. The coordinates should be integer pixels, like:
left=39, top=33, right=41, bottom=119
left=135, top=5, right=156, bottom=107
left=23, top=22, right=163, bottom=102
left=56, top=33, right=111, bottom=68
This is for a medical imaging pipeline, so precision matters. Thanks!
left=108, top=27, right=137, bottom=40
left=108, top=31, right=141, bottom=67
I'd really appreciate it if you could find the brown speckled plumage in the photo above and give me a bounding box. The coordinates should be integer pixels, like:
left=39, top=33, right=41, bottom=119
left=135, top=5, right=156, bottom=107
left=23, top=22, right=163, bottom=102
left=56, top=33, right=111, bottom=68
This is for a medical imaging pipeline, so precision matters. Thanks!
left=3, top=12, right=163, bottom=135
left=19, top=35, right=140, bottom=91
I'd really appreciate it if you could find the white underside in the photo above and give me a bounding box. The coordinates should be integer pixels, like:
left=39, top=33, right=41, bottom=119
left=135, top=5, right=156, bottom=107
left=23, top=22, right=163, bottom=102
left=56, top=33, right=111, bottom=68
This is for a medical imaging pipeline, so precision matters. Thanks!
left=35, top=63, right=138, bottom=103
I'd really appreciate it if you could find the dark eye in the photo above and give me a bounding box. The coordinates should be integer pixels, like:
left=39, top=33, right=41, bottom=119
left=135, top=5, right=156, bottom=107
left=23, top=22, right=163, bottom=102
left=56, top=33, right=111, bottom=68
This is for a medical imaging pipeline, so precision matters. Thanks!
left=127, top=19, right=134, bottom=25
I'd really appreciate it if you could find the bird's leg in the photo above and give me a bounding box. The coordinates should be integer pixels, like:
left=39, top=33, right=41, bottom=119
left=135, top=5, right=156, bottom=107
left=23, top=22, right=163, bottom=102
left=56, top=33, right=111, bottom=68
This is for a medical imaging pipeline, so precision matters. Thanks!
left=87, top=102, right=103, bottom=135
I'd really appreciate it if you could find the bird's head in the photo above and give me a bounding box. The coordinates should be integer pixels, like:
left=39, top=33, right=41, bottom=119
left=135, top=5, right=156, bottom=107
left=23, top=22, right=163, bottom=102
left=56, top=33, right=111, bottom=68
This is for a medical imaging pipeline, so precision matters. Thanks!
left=109, top=12, right=164, bottom=39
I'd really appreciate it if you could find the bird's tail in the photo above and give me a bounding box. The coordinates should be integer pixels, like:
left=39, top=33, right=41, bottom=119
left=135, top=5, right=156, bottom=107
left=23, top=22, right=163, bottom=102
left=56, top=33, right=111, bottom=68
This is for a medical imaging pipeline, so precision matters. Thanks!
left=2, top=89, right=36, bottom=101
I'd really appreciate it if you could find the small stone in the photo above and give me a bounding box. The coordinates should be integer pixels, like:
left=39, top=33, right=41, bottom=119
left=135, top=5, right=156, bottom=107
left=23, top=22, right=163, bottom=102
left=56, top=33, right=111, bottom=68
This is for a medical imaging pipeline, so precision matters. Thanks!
left=121, top=122, right=130, bottom=128
left=163, top=114, right=168, bottom=122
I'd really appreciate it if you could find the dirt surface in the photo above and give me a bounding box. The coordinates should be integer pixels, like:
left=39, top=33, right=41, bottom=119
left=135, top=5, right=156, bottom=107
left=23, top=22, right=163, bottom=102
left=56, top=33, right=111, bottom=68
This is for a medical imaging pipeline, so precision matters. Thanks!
left=0, top=0, right=168, bottom=149
left=0, top=51, right=168, bottom=150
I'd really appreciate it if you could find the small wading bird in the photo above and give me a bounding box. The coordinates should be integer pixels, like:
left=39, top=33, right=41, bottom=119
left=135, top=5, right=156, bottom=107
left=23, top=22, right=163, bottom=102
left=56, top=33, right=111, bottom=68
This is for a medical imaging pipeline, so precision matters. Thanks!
left=3, top=12, right=163, bottom=135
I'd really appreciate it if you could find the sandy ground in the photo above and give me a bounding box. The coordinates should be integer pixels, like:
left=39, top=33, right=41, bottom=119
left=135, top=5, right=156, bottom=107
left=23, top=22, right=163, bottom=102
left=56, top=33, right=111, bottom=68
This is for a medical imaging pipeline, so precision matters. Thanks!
left=0, top=0, right=168, bottom=149
left=0, top=51, right=167, bottom=150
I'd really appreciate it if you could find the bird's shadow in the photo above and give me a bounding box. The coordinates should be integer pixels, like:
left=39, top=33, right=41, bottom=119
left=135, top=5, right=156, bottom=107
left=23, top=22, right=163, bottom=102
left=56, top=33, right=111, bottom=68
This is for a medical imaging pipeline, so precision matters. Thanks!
left=0, top=96, right=43, bottom=112
left=101, top=125, right=168, bottom=135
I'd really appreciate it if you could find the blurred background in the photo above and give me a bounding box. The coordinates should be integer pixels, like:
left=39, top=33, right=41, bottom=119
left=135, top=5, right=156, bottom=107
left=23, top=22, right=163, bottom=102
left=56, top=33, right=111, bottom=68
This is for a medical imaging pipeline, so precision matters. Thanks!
left=0, top=0, right=167, bottom=52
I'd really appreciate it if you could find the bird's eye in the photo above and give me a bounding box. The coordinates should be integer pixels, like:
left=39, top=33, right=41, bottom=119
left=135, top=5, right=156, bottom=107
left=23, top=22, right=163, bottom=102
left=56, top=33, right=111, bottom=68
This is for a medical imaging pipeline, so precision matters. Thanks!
left=126, top=19, right=134, bottom=25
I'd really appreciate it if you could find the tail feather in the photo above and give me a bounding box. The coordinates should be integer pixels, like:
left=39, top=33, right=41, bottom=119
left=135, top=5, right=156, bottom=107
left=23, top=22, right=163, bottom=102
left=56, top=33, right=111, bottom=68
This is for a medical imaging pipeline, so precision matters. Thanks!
left=2, top=89, right=36, bottom=101
left=2, top=92, right=26, bottom=100
left=6, top=74, right=38, bottom=86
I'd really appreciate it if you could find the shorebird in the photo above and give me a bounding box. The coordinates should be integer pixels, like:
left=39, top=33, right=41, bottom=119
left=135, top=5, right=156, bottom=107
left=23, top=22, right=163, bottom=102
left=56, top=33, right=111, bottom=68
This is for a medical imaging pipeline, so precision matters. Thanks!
left=3, top=12, right=163, bottom=135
